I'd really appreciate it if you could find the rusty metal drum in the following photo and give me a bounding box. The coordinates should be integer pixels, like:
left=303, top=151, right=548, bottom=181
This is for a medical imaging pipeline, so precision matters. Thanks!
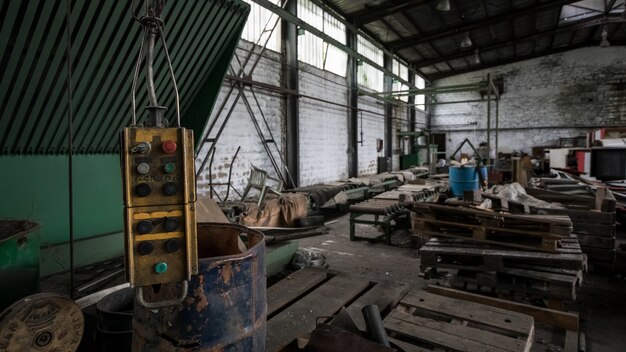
left=133, top=223, right=266, bottom=351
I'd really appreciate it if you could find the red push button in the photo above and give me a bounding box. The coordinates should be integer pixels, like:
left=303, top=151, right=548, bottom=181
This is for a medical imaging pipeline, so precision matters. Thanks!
left=162, top=140, right=177, bottom=154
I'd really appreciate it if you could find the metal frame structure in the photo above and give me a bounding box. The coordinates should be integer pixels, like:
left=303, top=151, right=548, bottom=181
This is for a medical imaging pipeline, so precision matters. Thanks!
left=377, top=74, right=501, bottom=165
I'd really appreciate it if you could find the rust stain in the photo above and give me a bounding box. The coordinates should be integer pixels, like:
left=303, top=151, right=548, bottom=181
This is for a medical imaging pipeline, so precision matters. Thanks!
left=194, top=275, right=209, bottom=312
left=221, top=263, right=233, bottom=284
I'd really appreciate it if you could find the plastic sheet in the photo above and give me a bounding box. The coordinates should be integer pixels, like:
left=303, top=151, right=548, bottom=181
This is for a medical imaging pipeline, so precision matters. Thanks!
left=489, top=182, right=564, bottom=209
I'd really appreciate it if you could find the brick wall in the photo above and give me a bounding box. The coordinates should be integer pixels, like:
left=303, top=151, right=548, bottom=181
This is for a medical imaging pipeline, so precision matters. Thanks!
left=298, top=62, right=349, bottom=186
left=196, top=41, right=427, bottom=198
left=195, top=41, right=285, bottom=199
left=431, top=47, right=626, bottom=156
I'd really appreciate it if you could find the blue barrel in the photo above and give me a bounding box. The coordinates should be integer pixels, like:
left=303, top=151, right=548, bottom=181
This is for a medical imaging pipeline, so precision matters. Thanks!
left=133, top=223, right=266, bottom=351
left=449, top=166, right=487, bottom=197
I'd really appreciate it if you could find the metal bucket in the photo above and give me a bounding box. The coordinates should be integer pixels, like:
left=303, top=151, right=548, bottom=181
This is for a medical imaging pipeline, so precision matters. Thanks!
left=0, top=221, right=40, bottom=311
left=96, top=287, right=133, bottom=352
left=133, top=223, right=266, bottom=351
left=449, top=166, right=487, bottom=197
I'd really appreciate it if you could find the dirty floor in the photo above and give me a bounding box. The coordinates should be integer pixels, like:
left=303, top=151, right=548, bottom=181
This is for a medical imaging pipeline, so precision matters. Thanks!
left=296, top=215, right=626, bottom=352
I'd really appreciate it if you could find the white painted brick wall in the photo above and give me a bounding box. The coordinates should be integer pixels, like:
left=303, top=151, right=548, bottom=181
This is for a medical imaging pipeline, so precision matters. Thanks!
left=196, top=41, right=428, bottom=197
left=357, top=94, right=385, bottom=175
left=196, top=41, right=285, bottom=199
left=298, top=62, right=349, bottom=186
left=432, top=47, right=626, bottom=156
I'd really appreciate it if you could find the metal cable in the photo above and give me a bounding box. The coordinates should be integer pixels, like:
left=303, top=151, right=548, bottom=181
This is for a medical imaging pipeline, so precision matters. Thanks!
left=65, top=0, right=75, bottom=299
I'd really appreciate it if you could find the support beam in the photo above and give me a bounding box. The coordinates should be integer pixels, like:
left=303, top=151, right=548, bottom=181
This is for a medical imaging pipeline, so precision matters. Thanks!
left=351, top=0, right=434, bottom=25
left=283, top=0, right=299, bottom=187
left=347, top=29, right=359, bottom=178
left=252, top=0, right=415, bottom=88
left=389, top=0, right=578, bottom=50
left=384, top=54, right=394, bottom=169
left=428, top=40, right=626, bottom=80
left=414, top=14, right=624, bottom=68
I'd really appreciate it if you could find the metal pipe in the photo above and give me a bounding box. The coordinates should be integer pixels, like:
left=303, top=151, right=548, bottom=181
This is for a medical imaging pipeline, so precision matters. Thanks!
left=486, top=74, right=491, bottom=166
left=362, top=305, right=390, bottom=347
left=65, top=0, right=75, bottom=299
left=495, top=98, right=499, bottom=157
left=224, top=146, right=241, bottom=203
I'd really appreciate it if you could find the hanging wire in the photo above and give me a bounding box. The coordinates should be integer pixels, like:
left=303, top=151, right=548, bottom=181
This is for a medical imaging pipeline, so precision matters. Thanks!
left=130, top=0, right=180, bottom=126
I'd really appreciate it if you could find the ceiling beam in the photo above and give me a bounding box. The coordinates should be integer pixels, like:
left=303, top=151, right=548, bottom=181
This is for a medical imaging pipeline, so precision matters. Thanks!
left=428, top=39, right=626, bottom=80
left=414, top=14, right=625, bottom=68
left=351, top=0, right=434, bottom=26
left=389, top=0, right=579, bottom=51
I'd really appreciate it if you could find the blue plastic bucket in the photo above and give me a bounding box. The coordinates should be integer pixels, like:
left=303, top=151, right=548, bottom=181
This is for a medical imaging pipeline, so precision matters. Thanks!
left=449, top=166, right=487, bottom=197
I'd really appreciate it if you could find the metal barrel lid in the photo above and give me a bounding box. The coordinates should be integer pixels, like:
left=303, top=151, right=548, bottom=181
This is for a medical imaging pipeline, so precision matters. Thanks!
left=0, top=293, right=84, bottom=352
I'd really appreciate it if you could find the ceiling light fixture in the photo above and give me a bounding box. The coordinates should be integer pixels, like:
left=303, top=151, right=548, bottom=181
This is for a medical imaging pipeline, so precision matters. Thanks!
left=473, top=49, right=481, bottom=64
left=461, top=32, right=473, bottom=48
left=437, top=0, right=451, bottom=11
left=600, top=26, right=610, bottom=48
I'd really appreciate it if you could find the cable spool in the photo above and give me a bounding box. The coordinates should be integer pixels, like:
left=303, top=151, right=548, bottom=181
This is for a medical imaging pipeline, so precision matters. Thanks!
left=0, top=293, right=84, bottom=352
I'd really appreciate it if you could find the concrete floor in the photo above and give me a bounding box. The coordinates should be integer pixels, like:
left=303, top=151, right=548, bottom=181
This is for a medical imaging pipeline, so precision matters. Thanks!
left=296, top=215, right=626, bottom=352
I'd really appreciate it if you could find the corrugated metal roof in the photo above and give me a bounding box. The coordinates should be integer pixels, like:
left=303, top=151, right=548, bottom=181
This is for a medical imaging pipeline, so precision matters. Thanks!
left=323, top=0, right=626, bottom=80
left=0, top=0, right=249, bottom=155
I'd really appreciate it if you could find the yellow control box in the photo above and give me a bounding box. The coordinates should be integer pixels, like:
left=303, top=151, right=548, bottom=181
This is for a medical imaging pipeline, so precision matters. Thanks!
left=121, top=127, right=197, bottom=287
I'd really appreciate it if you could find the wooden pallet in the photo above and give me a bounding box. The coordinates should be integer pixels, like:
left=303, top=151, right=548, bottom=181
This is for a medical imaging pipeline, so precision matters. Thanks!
left=411, top=203, right=573, bottom=236
left=383, top=290, right=535, bottom=352
left=265, top=268, right=408, bottom=352
left=413, top=217, right=563, bottom=252
left=419, top=237, right=587, bottom=272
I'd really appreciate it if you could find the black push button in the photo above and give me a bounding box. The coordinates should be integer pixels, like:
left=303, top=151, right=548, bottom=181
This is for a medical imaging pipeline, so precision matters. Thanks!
left=136, top=220, right=153, bottom=234
left=165, top=238, right=181, bottom=253
left=137, top=241, right=155, bottom=255
left=135, top=183, right=152, bottom=197
left=164, top=218, right=180, bottom=232
left=162, top=182, right=179, bottom=196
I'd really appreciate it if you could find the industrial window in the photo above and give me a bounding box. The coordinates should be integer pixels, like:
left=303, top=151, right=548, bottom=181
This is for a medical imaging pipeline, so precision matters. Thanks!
left=392, top=59, right=409, bottom=102
left=297, top=0, right=347, bottom=76
left=241, top=0, right=281, bottom=52
left=357, top=35, right=383, bottom=92
left=416, top=75, right=426, bottom=110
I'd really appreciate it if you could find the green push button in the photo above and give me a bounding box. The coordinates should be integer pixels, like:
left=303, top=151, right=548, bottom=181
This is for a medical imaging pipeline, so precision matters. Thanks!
left=163, top=162, right=176, bottom=174
left=154, top=262, right=168, bottom=274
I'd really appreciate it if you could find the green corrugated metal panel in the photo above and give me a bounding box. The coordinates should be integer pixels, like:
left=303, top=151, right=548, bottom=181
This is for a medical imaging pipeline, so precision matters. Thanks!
left=0, top=0, right=250, bottom=155
left=0, top=155, right=123, bottom=245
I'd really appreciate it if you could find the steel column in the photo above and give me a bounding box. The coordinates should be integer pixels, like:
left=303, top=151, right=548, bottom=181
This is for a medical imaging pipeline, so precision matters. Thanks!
left=347, top=29, right=359, bottom=178
left=486, top=74, right=491, bottom=166
left=495, top=97, right=499, bottom=158
left=282, top=0, right=299, bottom=187
left=408, top=73, right=417, bottom=154
left=384, top=54, right=393, bottom=168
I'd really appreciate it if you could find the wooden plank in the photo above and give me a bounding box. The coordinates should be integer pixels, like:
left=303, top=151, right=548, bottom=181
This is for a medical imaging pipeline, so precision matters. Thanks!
left=388, top=337, right=432, bottom=352
left=400, top=291, right=533, bottom=336
left=596, top=187, right=616, bottom=213
left=425, top=285, right=579, bottom=331
left=572, top=223, right=616, bottom=236
left=419, top=238, right=585, bottom=270
left=342, top=281, right=409, bottom=331
left=266, top=275, right=369, bottom=352
left=575, top=234, right=616, bottom=249
left=267, top=268, right=329, bottom=316
left=417, top=229, right=558, bottom=253
left=384, top=311, right=530, bottom=352
left=307, top=324, right=396, bottom=352
left=531, top=207, right=615, bottom=224
left=564, top=330, right=579, bottom=352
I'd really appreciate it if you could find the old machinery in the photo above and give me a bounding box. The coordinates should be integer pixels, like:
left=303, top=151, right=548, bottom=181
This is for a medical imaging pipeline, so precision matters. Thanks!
left=122, top=0, right=197, bottom=308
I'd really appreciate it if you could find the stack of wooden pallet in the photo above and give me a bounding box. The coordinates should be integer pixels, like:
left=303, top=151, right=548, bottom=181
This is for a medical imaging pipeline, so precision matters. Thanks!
left=524, top=186, right=617, bottom=266
left=413, top=203, right=587, bottom=308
